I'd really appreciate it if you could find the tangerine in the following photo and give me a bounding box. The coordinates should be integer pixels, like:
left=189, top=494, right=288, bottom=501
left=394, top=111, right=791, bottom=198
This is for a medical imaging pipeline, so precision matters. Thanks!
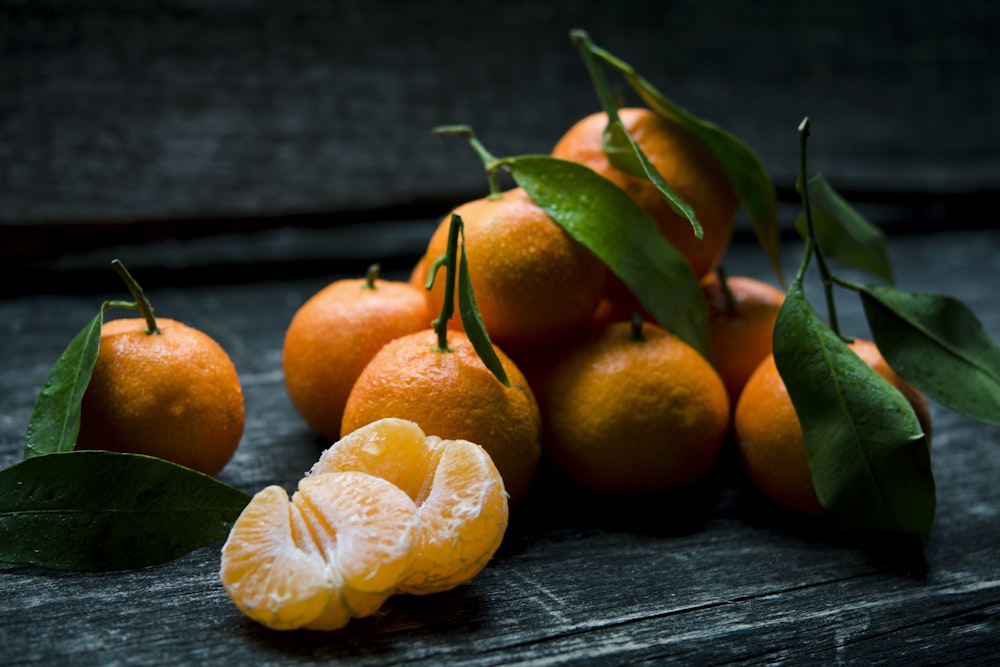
left=420, top=188, right=607, bottom=356
left=701, top=272, right=786, bottom=405
left=282, top=265, right=430, bottom=441
left=535, top=317, right=730, bottom=495
left=552, top=107, right=736, bottom=285
left=310, top=418, right=508, bottom=595
left=734, top=340, right=933, bottom=516
left=76, top=317, right=244, bottom=476
left=341, top=329, right=542, bottom=506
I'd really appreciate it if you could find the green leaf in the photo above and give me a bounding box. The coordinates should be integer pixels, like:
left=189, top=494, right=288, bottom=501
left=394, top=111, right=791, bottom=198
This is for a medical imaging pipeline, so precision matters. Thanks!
left=604, top=117, right=704, bottom=239
left=581, top=33, right=784, bottom=286
left=456, top=215, right=511, bottom=387
left=504, top=154, right=711, bottom=360
left=797, top=174, right=895, bottom=283
left=24, top=312, right=103, bottom=459
left=860, top=284, right=1000, bottom=425
left=0, top=451, right=251, bottom=571
left=773, top=279, right=935, bottom=534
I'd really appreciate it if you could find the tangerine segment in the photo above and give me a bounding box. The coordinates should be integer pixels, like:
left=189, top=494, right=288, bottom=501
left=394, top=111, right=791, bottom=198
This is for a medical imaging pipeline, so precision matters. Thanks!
left=311, top=418, right=510, bottom=595
left=220, top=471, right=420, bottom=631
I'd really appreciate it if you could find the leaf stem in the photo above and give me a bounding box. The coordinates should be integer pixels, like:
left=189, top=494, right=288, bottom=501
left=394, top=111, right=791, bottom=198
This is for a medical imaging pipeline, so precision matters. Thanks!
left=797, top=118, right=841, bottom=337
left=111, top=259, right=159, bottom=335
left=430, top=214, right=461, bottom=352
left=570, top=30, right=622, bottom=124
left=434, top=125, right=504, bottom=199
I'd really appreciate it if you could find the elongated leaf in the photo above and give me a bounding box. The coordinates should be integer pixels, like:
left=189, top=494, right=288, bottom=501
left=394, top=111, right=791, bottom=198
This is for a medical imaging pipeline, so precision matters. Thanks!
left=456, top=215, right=510, bottom=387
left=584, top=36, right=784, bottom=286
left=605, top=118, right=704, bottom=239
left=0, top=451, right=251, bottom=571
left=860, top=284, right=1000, bottom=425
left=797, top=174, right=894, bottom=283
left=24, top=312, right=103, bottom=459
left=505, top=154, right=711, bottom=360
left=773, top=279, right=935, bottom=534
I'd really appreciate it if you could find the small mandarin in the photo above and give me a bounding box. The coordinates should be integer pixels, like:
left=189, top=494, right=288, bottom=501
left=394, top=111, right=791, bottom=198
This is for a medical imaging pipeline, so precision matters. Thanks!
left=76, top=317, right=244, bottom=476
left=701, top=272, right=786, bottom=405
left=282, top=264, right=430, bottom=441
left=341, top=329, right=542, bottom=506
left=420, top=188, right=607, bottom=357
left=552, top=107, right=737, bottom=285
left=536, top=317, right=730, bottom=495
left=220, top=470, right=421, bottom=631
left=310, top=418, right=508, bottom=595
left=734, top=340, right=932, bottom=516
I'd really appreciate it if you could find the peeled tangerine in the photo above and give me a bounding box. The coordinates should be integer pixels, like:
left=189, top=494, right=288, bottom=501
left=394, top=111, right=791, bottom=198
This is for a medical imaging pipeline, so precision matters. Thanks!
left=220, top=419, right=509, bottom=630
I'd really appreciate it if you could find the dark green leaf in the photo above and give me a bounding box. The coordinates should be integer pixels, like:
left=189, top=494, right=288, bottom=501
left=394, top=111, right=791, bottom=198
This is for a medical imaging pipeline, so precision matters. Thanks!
left=0, top=451, right=251, bottom=571
left=505, top=154, right=711, bottom=360
left=796, top=174, right=895, bottom=283
left=604, top=118, right=704, bottom=239
left=774, top=279, right=935, bottom=534
left=860, top=284, right=1000, bottom=425
left=456, top=216, right=511, bottom=387
left=24, top=312, right=103, bottom=459
left=586, top=39, right=784, bottom=286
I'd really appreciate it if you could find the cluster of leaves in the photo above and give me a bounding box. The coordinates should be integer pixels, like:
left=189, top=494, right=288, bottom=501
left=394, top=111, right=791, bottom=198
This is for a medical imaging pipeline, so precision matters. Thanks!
left=441, top=30, right=1000, bottom=534
left=0, top=261, right=250, bottom=572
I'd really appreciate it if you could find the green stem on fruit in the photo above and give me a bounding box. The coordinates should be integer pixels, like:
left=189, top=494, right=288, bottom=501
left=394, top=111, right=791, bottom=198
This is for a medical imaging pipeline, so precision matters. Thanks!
left=715, top=266, right=737, bottom=312
left=111, top=259, right=159, bottom=335
left=433, top=125, right=504, bottom=199
left=430, top=214, right=462, bottom=352
left=797, top=118, right=842, bottom=337
left=363, top=263, right=381, bottom=290
left=630, top=312, right=646, bottom=341
left=570, top=29, right=623, bottom=126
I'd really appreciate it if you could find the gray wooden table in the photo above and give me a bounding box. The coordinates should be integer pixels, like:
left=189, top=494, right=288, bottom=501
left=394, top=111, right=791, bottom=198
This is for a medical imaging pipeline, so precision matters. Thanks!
left=2, top=1, right=999, bottom=664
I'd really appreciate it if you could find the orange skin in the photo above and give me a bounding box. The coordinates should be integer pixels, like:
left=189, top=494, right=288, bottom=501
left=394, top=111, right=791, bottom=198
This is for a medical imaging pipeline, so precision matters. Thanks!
left=552, top=107, right=737, bottom=287
left=701, top=273, right=786, bottom=406
left=341, top=329, right=542, bottom=506
left=76, top=317, right=245, bottom=476
left=420, top=188, right=607, bottom=358
left=734, top=340, right=932, bottom=516
left=536, top=319, right=731, bottom=496
left=282, top=274, right=430, bottom=442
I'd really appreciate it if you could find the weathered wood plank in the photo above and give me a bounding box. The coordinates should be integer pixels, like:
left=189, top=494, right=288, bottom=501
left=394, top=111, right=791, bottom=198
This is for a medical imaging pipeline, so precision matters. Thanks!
left=1, top=228, right=998, bottom=665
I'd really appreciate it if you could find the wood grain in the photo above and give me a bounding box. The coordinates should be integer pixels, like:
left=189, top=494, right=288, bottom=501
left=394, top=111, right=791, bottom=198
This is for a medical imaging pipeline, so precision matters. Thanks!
left=1, top=228, right=998, bottom=665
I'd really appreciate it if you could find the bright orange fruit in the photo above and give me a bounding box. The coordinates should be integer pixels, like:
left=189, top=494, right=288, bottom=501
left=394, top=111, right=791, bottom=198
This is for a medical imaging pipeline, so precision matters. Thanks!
left=734, top=340, right=933, bottom=516
left=76, top=317, right=244, bottom=476
left=282, top=266, right=430, bottom=441
left=310, top=418, right=508, bottom=595
left=341, top=329, right=542, bottom=506
left=535, top=317, right=730, bottom=495
left=220, top=470, right=421, bottom=631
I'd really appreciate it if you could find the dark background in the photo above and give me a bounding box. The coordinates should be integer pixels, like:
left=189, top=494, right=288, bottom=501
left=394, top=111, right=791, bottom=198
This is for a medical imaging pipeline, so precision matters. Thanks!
left=3, top=0, right=998, bottom=280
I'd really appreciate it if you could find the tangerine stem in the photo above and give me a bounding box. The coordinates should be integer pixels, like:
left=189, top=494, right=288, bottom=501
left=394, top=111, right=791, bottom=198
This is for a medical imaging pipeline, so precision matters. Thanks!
left=111, top=259, right=159, bottom=335
left=431, top=214, right=462, bottom=352
left=363, top=263, right=381, bottom=290
left=715, top=266, right=737, bottom=312
left=434, top=125, right=504, bottom=199
left=797, top=118, right=841, bottom=337
left=630, top=312, right=646, bottom=341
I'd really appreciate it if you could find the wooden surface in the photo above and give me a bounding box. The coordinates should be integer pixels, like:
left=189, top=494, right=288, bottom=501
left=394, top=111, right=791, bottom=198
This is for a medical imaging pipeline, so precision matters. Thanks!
left=2, top=227, right=999, bottom=665
left=3, top=1, right=1000, bottom=664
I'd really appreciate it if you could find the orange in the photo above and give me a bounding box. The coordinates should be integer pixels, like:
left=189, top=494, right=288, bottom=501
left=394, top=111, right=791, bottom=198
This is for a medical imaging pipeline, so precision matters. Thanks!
left=310, top=418, right=508, bottom=595
left=419, top=187, right=607, bottom=357
left=76, top=317, right=244, bottom=476
left=535, top=317, right=730, bottom=495
left=282, top=265, right=430, bottom=441
left=734, top=340, right=933, bottom=516
left=341, top=329, right=542, bottom=506
left=220, top=470, right=421, bottom=631
left=701, top=272, right=786, bottom=405
left=552, top=107, right=737, bottom=285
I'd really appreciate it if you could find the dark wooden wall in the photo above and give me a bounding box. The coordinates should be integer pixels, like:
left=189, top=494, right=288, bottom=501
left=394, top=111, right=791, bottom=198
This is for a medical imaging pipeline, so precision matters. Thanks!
left=3, top=0, right=999, bottom=264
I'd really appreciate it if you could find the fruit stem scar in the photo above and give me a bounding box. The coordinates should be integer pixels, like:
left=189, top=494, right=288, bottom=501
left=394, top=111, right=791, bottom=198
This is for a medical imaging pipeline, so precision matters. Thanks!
left=111, top=259, right=160, bottom=335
